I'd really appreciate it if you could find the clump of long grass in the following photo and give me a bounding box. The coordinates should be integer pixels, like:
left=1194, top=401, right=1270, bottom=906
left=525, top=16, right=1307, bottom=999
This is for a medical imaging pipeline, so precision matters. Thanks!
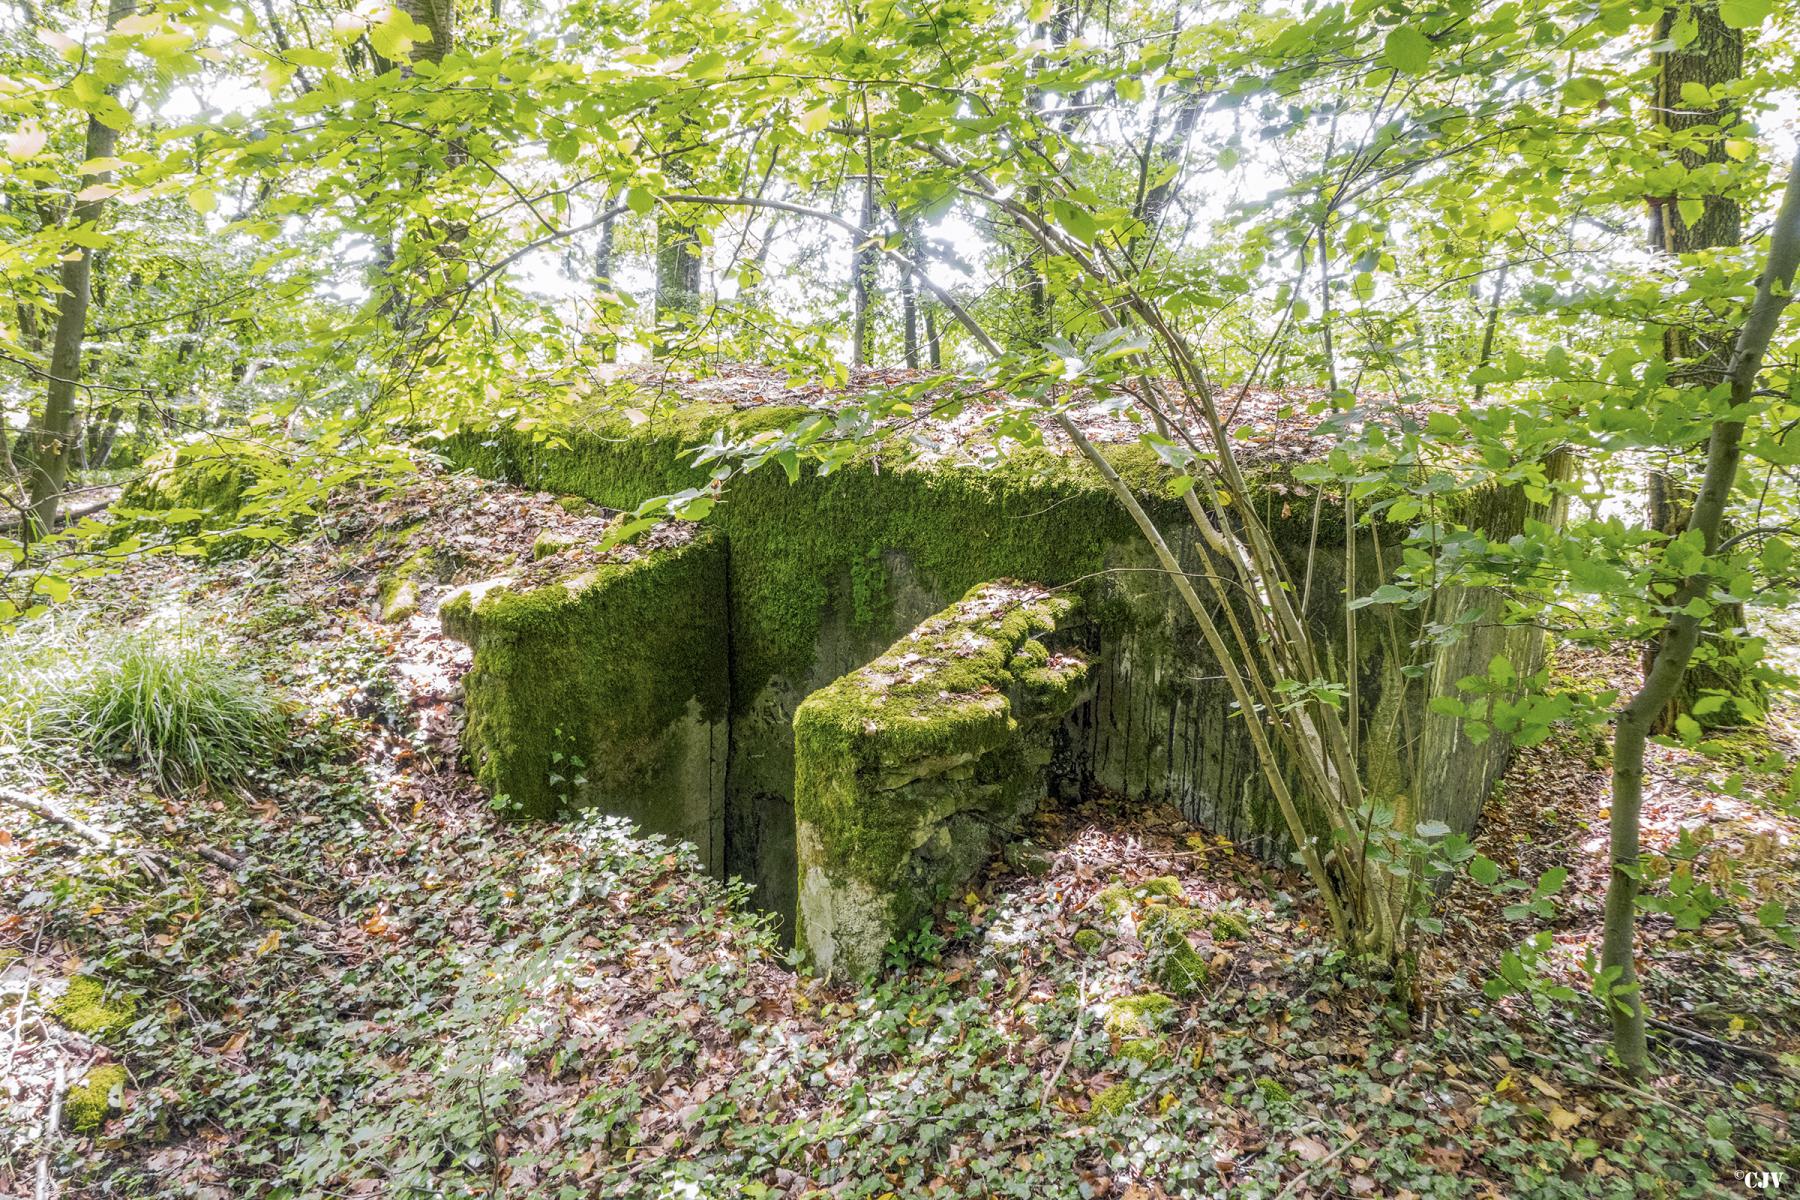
left=33, top=627, right=285, bottom=791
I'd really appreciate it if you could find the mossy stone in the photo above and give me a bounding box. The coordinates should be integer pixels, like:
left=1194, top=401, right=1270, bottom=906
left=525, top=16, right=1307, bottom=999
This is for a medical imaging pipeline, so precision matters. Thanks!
left=49, top=976, right=135, bottom=1038
left=1072, top=928, right=1105, bottom=955
left=531, top=529, right=578, bottom=561
left=441, top=530, right=730, bottom=864
left=64, top=1064, right=126, bottom=1132
left=793, top=581, right=1089, bottom=980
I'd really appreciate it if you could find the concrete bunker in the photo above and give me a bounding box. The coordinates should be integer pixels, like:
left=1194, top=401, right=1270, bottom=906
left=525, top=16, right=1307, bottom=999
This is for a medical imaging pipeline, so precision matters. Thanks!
left=436, top=382, right=1557, bottom=978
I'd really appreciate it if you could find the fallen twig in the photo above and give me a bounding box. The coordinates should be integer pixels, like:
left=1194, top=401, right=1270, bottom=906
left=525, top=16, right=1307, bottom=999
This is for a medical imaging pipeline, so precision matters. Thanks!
left=1039, top=963, right=1088, bottom=1111
left=1274, top=1124, right=1361, bottom=1200
left=1646, top=1015, right=1796, bottom=1076
left=36, top=1057, right=65, bottom=1200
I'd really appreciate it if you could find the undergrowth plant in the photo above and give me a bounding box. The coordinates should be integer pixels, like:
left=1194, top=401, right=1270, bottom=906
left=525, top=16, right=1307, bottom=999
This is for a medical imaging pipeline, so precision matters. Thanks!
left=35, top=626, right=285, bottom=791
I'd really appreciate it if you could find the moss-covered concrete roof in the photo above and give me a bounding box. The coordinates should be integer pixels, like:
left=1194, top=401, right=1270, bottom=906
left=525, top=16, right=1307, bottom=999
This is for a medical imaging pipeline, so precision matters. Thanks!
left=556, top=362, right=1448, bottom=469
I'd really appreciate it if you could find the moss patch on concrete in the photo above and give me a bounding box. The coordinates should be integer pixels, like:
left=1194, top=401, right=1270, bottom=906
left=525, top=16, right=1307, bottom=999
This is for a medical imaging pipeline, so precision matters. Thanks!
left=441, top=527, right=729, bottom=862
left=376, top=545, right=452, bottom=623
left=793, top=581, right=1090, bottom=979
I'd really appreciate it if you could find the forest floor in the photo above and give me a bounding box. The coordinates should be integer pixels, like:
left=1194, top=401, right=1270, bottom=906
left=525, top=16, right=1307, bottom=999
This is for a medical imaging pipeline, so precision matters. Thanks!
left=1, top=462, right=1797, bottom=1199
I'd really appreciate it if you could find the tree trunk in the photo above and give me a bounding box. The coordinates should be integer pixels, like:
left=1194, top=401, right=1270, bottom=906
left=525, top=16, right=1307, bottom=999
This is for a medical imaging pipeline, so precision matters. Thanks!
left=25, top=0, right=130, bottom=538
left=393, top=0, right=454, bottom=63
left=1605, top=151, right=1800, bottom=1078
left=655, top=208, right=702, bottom=346
left=898, top=217, right=920, bottom=369
left=851, top=150, right=878, bottom=367
left=594, top=207, right=618, bottom=363
left=1648, top=1, right=1755, bottom=731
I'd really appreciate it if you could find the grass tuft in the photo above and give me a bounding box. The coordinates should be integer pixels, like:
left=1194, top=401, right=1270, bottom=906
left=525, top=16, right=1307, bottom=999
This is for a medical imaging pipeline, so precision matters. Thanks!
left=36, top=627, right=284, bottom=790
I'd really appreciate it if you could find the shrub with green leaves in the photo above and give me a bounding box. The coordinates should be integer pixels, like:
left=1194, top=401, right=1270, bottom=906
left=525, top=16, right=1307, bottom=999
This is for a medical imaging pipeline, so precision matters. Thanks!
left=37, top=629, right=284, bottom=791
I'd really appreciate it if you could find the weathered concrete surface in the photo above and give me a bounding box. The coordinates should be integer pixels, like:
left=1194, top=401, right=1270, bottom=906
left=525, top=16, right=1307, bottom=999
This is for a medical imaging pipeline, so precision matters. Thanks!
left=792, top=582, right=1090, bottom=980
left=440, top=392, right=1561, bottom=943
left=439, top=529, right=729, bottom=866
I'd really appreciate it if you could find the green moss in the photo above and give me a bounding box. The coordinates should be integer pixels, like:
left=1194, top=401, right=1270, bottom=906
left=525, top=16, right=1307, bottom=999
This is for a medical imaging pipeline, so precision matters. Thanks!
left=49, top=976, right=135, bottom=1038
left=439, top=402, right=1195, bottom=718
left=1208, top=908, right=1251, bottom=939
left=1072, top=928, right=1105, bottom=955
left=1091, top=1081, right=1136, bottom=1118
left=441, top=530, right=728, bottom=839
left=1095, top=875, right=1184, bottom=920
left=1255, top=1076, right=1293, bottom=1107
left=1119, top=1038, right=1164, bottom=1064
left=1141, top=906, right=1210, bottom=997
left=793, top=582, right=1087, bottom=891
left=1104, top=992, right=1175, bottom=1038
left=377, top=546, right=448, bottom=623
left=64, top=1064, right=126, bottom=1132
left=119, top=440, right=280, bottom=518
left=531, top=531, right=570, bottom=561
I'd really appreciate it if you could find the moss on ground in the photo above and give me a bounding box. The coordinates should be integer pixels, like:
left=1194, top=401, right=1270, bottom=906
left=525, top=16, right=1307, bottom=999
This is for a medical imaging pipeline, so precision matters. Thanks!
left=1256, top=1076, right=1294, bottom=1107
left=49, top=975, right=136, bottom=1038
left=1208, top=908, right=1251, bottom=939
left=64, top=1064, right=126, bottom=1132
left=1091, top=1081, right=1136, bottom=1118
left=1104, top=992, right=1175, bottom=1038
left=1095, top=875, right=1184, bottom=920
left=1140, top=906, right=1210, bottom=997
left=1073, top=928, right=1105, bottom=955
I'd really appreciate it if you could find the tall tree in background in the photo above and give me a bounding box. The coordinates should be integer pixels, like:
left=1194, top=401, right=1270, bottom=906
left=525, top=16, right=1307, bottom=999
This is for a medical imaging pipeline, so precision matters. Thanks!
left=1645, top=2, right=1757, bottom=731
left=25, top=0, right=130, bottom=537
left=394, top=0, right=454, bottom=63
left=655, top=105, right=706, bottom=350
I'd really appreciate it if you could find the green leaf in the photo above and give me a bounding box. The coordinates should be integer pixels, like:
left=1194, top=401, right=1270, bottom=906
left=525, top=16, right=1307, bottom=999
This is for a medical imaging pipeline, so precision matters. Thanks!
left=626, top=188, right=655, bottom=216
left=1470, top=856, right=1501, bottom=886
left=31, top=574, right=70, bottom=602
left=1719, top=0, right=1772, bottom=28
left=1051, top=199, right=1098, bottom=245
left=1488, top=654, right=1515, bottom=688
left=1381, top=26, right=1432, bottom=74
